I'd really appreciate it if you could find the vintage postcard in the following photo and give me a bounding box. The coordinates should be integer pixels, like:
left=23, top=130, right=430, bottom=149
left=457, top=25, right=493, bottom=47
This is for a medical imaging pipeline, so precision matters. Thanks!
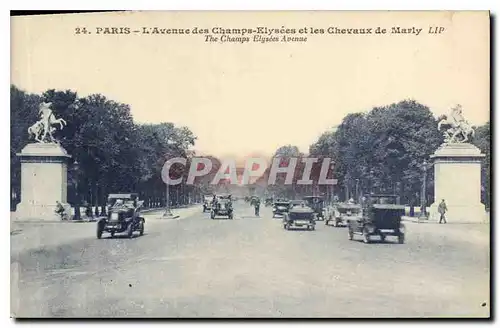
left=10, top=11, right=490, bottom=318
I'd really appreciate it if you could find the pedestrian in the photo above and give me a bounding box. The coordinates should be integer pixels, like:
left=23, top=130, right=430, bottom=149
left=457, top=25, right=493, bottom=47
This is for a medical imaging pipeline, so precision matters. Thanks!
left=438, top=199, right=447, bottom=224
left=254, top=197, right=261, bottom=217
left=85, top=202, right=93, bottom=219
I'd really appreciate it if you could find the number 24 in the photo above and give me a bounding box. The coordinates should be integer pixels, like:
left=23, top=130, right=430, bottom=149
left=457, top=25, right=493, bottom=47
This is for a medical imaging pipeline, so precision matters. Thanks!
left=75, top=27, right=89, bottom=34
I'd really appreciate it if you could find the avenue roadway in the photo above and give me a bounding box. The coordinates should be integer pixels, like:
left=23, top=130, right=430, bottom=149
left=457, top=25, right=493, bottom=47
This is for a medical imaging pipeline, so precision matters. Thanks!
left=11, top=200, right=490, bottom=318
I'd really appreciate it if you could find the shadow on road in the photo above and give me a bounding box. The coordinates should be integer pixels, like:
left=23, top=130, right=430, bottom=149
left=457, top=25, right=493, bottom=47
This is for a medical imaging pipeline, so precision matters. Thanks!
left=99, top=233, right=148, bottom=239
left=350, top=238, right=403, bottom=245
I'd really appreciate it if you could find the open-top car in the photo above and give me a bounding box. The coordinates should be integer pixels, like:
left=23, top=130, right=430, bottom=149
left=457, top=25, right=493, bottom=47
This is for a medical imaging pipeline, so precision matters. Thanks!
left=283, top=205, right=316, bottom=231
left=347, top=194, right=406, bottom=244
left=272, top=201, right=290, bottom=218
left=203, top=194, right=214, bottom=212
left=303, top=196, right=326, bottom=220
left=289, top=199, right=307, bottom=209
left=211, top=194, right=234, bottom=219
left=97, top=193, right=145, bottom=239
left=326, top=202, right=362, bottom=227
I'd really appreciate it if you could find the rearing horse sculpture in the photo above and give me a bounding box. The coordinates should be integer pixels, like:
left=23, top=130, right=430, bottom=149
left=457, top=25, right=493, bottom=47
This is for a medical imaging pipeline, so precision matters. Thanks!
left=27, top=102, right=67, bottom=143
left=437, top=104, right=475, bottom=144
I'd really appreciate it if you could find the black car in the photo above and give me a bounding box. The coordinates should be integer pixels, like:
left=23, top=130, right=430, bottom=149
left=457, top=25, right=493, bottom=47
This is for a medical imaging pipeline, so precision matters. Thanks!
left=283, top=205, right=316, bottom=230
left=303, top=196, right=326, bottom=220
left=347, top=194, right=406, bottom=244
left=272, top=201, right=290, bottom=218
left=211, top=194, right=234, bottom=219
left=97, top=193, right=145, bottom=239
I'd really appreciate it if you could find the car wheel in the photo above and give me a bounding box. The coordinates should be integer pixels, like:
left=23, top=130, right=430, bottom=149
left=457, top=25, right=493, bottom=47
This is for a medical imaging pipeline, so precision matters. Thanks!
left=348, top=227, right=354, bottom=240
left=398, top=233, right=405, bottom=244
left=96, top=223, right=104, bottom=239
left=362, top=228, right=371, bottom=244
left=139, top=222, right=144, bottom=236
left=127, top=222, right=134, bottom=238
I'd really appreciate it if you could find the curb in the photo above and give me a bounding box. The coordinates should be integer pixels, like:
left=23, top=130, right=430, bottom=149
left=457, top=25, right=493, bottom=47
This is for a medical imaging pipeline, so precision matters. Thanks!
left=402, top=217, right=433, bottom=224
left=158, top=215, right=180, bottom=220
left=12, top=219, right=98, bottom=224
left=402, top=217, right=489, bottom=225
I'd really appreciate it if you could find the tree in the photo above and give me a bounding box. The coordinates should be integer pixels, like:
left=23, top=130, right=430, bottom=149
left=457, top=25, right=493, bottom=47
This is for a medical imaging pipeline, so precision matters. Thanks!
left=473, top=121, right=490, bottom=209
left=10, top=85, right=198, bottom=212
left=10, top=86, right=41, bottom=208
left=308, top=100, right=443, bottom=203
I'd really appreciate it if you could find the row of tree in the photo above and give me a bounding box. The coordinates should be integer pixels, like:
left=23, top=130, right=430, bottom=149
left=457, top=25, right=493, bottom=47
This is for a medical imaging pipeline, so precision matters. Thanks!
left=11, top=86, right=490, bottom=212
left=11, top=85, right=202, bottom=213
left=263, top=100, right=490, bottom=209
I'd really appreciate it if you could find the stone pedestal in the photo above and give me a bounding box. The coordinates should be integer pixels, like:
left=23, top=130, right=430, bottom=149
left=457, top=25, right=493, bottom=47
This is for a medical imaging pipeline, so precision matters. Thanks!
left=15, top=143, right=72, bottom=220
left=429, top=143, right=488, bottom=223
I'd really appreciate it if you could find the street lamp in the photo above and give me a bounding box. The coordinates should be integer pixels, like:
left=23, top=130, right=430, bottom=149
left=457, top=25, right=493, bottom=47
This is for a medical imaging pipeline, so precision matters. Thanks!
left=163, top=139, right=177, bottom=218
left=73, top=160, right=81, bottom=220
left=355, top=179, right=360, bottom=202
left=419, top=159, right=429, bottom=219
left=369, top=169, right=375, bottom=194
left=329, top=162, right=335, bottom=204
left=344, top=172, right=352, bottom=201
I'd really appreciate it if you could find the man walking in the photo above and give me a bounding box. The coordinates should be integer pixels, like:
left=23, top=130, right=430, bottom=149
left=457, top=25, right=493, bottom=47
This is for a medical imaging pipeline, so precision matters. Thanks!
left=438, top=199, right=448, bottom=224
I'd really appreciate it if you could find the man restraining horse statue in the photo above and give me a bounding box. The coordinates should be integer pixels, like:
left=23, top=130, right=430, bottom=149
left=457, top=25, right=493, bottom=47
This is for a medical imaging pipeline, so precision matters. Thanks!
left=437, top=104, right=475, bottom=144
left=27, top=102, right=67, bottom=143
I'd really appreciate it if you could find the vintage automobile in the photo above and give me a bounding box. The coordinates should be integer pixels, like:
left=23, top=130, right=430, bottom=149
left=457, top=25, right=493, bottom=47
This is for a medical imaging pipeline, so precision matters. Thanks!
left=326, top=202, right=362, bottom=227
left=97, top=193, right=145, bottom=239
left=283, top=205, right=316, bottom=230
left=211, top=194, right=234, bottom=219
left=347, top=194, right=406, bottom=244
left=289, top=199, right=307, bottom=209
left=203, top=195, right=214, bottom=212
left=264, top=197, right=274, bottom=207
left=272, top=201, right=290, bottom=218
left=303, top=196, right=326, bottom=220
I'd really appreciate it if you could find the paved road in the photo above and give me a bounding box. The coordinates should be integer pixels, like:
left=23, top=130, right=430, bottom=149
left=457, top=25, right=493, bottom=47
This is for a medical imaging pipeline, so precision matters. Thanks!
left=11, top=201, right=490, bottom=318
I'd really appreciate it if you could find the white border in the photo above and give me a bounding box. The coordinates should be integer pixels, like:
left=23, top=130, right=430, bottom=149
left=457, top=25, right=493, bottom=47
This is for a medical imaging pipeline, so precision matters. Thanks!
left=2, top=1, right=497, bottom=327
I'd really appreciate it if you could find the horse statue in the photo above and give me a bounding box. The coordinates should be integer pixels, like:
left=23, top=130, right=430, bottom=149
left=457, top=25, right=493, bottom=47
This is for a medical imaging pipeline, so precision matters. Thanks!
left=27, top=102, right=67, bottom=143
left=437, top=104, right=475, bottom=144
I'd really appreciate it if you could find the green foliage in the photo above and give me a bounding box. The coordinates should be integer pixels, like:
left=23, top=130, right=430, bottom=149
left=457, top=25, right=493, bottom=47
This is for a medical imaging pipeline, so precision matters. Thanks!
left=308, top=99, right=445, bottom=203
left=473, top=121, right=491, bottom=208
left=11, top=85, right=198, bottom=208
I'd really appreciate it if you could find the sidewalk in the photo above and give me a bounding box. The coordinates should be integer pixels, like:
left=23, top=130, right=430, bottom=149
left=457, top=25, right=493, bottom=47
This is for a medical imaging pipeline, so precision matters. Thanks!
left=10, top=204, right=201, bottom=223
left=10, top=205, right=200, bottom=254
left=402, top=215, right=490, bottom=224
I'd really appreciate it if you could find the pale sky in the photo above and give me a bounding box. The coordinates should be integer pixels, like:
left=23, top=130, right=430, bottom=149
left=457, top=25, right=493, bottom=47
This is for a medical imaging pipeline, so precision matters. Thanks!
left=11, top=11, right=490, bottom=158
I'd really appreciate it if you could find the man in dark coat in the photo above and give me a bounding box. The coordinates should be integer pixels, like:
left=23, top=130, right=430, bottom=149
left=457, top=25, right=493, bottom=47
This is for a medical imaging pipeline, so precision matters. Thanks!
left=438, top=199, right=448, bottom=224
